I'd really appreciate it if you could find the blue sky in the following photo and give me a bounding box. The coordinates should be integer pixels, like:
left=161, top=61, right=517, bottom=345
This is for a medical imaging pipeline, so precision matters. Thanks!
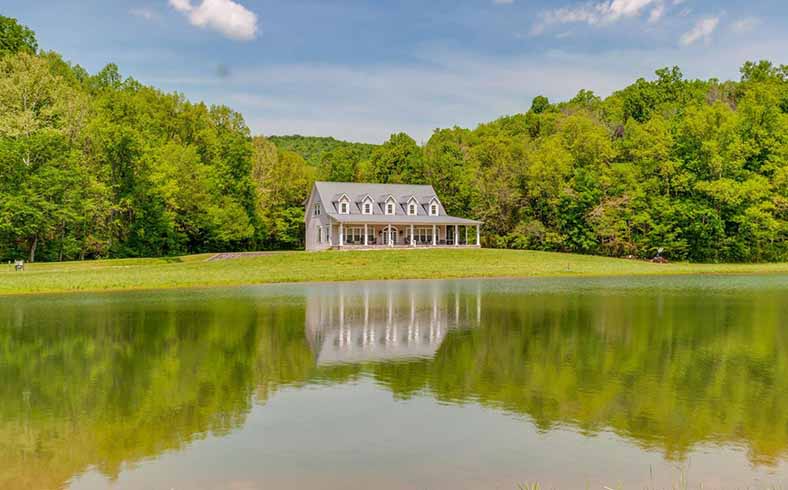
left=3, top=0, right=787, bottom=143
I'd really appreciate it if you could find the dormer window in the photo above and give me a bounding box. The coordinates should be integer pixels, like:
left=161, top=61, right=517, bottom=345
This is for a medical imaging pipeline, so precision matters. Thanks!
left=428, top=197, right=440, bottom=216
left=384, top=196, right=396, bottom=215
left=407, top=196, right=419, bottom=216
left=338, top=195, right=350, bottom=214
left=362, top=196, right=373, bottom=215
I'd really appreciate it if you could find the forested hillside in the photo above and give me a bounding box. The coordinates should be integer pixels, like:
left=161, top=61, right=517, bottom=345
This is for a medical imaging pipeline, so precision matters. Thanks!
left=268, top=135, right=375, bottom=167
left=276, top=63, right=788, bottom=262
left=1, top=16, right=786, bottom=262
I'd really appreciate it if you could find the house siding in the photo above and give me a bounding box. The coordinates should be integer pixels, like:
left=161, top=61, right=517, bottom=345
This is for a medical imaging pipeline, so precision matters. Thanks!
left=305, top=187, right=333, bottom=251
left=304, top=182, right=481, bottom=251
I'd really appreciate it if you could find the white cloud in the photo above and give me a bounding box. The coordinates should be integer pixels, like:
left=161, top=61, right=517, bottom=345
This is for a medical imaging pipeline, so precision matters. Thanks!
left=606, top=0, right=660, bottom=19
left=129, top=7, right=159, bottom=21
left=168, top=0, right=259, bottom=41
left=680, top=16, right=719, bottom=46
left=532, top=0, right=663, bottom=34
left=731, top=17, right=759, bottom=34
left=146, top=38, right=788, bottom=143
left=648, top=3, right=665, bottom=23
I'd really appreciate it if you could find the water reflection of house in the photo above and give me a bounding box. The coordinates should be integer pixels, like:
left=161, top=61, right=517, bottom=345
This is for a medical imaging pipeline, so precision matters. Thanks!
left=305, top=282, right=482, bottom=366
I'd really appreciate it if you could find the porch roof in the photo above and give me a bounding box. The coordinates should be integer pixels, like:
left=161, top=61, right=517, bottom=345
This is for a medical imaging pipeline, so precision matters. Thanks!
left=327, top=214, right=482, bottom=225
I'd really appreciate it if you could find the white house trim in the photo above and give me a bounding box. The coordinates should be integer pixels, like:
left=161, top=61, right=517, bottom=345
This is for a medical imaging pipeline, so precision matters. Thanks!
left=305, top=182, right=482, bottom=251
left=406, top=196, right=419, bottom=216
left=428, top=197, right=440, bottom=216
left=361, top=195, right=374, bottom=215
left=337, top=193, right=351, bottom=215
left=384, top=195, right=397, bottom=215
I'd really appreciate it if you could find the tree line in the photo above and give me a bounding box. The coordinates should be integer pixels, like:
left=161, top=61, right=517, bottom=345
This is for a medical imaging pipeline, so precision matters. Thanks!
left=3, top=282, right=786, bottom=488
left=0, top=16, right=785, bottom=262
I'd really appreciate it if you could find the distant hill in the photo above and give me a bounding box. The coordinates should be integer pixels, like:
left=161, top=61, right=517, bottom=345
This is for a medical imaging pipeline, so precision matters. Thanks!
left=268, top=135, right=377, bottom=167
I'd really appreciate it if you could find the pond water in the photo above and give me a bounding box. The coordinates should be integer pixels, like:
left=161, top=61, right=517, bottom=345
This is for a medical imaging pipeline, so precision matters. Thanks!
left=1, top=275, right=787, bottom=490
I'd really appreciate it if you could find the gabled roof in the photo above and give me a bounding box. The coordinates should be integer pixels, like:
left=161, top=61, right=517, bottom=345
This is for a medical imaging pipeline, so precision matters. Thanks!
left=327, top=214, right=482, bottom=225
left=310, top=181, right=481, bottom=223
left=315, top=182, right=436, bottom=205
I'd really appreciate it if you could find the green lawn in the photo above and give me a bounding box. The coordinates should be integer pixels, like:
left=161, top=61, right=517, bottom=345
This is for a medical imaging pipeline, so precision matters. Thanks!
left=2, top=249, right=788, bottom=296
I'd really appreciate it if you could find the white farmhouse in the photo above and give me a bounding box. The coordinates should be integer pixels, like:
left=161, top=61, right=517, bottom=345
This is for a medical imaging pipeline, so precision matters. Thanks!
left=304, top=182, right=482, bottom=251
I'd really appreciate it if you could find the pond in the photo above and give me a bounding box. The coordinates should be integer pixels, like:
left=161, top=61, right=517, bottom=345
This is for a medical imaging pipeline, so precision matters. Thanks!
left=1, top=275, right=787, bottom=489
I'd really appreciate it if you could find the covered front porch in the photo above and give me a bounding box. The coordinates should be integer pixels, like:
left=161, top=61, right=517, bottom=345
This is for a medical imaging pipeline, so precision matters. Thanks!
left=329, top=222, right=481, bottom=249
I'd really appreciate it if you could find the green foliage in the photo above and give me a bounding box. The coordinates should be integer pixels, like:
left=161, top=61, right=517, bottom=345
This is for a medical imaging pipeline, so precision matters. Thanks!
left=252, top=137, right=316, bottom=249
left=0, top=16, right=37, bottom=56
left=369, top=132, right=425, bottom=183
left=529, top=95, right=551, bottom=114
left=0, top=39, right=259, bottom=261
left=0, top=16, right=785, bottom=262
left=268, top=134, right=375, bottom=167
left=419, top=63, right=787, bottom=263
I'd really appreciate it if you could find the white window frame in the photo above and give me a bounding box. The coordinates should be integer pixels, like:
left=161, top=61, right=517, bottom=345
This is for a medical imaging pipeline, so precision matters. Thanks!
left=347, top=227, right=364, bottom=243
left=415, top=227, right=432, bottom=242
left=362, top=197, right=373, bottom=215
left=407, top=197, right=418, bottom=216
left=313, top=202, right=321, bottom=216
left=429, top=199, right=439, bottom=216
left=317, top=226, right=323, bottom=244
left=385, top=197, right=396, bottom=215
left=338, top=198, right=350, bottom=215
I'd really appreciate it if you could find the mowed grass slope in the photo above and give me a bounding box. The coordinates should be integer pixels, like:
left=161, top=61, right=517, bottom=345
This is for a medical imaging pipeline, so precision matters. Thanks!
left=2, top=249, right=788, bottom=295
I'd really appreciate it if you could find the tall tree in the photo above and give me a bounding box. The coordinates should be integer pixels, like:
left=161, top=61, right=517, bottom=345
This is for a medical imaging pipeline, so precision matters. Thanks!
left=0, top=16, right=37, bottom=56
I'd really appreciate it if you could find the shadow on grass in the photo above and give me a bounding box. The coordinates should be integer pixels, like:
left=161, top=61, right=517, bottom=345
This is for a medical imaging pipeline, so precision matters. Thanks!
left=160, top=257, right=184, bottom=264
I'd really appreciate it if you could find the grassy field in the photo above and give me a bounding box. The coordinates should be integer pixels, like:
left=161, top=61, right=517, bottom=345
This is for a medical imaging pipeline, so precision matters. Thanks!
left=2, top=249, right=788, bottom=296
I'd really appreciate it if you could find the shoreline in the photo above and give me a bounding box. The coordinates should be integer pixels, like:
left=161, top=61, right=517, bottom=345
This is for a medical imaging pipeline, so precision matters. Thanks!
left=2, top=249, right=787, bottom=297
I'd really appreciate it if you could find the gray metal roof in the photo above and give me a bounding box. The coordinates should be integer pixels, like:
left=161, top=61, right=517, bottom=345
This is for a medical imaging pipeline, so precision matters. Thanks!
left=326, top=214, right=481, bottom=225
left=313, top=181, right=481, bottom=223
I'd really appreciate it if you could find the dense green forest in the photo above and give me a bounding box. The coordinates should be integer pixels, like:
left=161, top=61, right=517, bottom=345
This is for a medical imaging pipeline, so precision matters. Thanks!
left=0, top=16, right=786, bottom=262
left=268, top=134, right=375, bottom=167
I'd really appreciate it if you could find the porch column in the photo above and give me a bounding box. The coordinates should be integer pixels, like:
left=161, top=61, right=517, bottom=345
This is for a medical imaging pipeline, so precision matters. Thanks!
left=388, top=225, right=393, bottom=247
left=410, top=224, right=415, bottom=246
left=364, top=224, right=368, bottom=246
left=328, top=224, right=332, bottom=246
left=454, top=225, right=458, bottom=247
left=476, top=224, right=480, bottom=246
left=432, top=225, right=436, bottom=246
left=339, top=223, right=344, bottom=246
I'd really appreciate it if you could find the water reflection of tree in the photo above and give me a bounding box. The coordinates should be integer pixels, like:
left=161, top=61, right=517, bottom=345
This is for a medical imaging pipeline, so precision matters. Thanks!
left=373, top=290, right=788, bottom=465
left=0, top=298, right=262, bottom=490
left=295, top=284, right=788, bottom=465
left=0, top=285, right=786, bottom=489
